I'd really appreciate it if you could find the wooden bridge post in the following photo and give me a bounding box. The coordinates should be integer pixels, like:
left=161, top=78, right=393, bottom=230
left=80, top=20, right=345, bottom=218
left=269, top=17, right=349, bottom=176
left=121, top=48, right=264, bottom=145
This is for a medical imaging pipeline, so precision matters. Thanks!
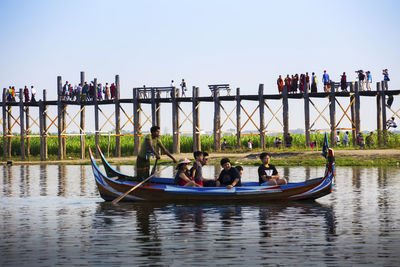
left=25, top=103, right=30, bottom=158
left=192, top=86, right=201, bottom=152
left=2, top=88, right=7, bottom=160
left=94, top=78, right=99, bottom=158
left=350, top=83, right=356, bottom=146
left=155, top=90, right=161, bottom=127
left=258, top=84, right=265, bottom=149
left=376, top=82, right=382, bottom=146
left=304, top=82, right=310, bottom=147
left=115, top=75, right=121, bottom=157
left=151, top=88, right=156, bottom=126
left=80, top=71, right=85, bottom=159
left=39, top=95, right=44, bottom=161
left=57, top=76, right=63, bottom=160
left=329, top=81, right=336, bottom=146
left=282, top=85, right=289, bottom=147
left=43, top=90, right=48, bottom=159
left=354, top=82, right=361, bottom=136
left=133, top=88, right=141, bottom=156
left=19, top=89, right=25, bottom=160
left=7, top=103, right=11, bottom=158
left=213, top=86, right=221, bottom=151
left=236, top=87, right=241, bottom=148
left=172, top=87, right=180, bottom=153
left=381, top=81, right=387, bottom=145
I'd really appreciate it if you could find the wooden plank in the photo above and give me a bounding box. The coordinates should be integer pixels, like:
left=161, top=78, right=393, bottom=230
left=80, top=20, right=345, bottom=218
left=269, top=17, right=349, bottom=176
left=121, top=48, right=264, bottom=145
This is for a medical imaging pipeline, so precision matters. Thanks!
left=282, top=85, right=289, bottom=147
left=80, top=71, right=85, bottom=159
left=236, top=87, right=241, bottom=148
left=192, top=86, right=201, bottom=152
left=155, top=90, right=161, bottom=127
left=94, top=78, right=99, bottom=158
left=19, top=89, right=25, bottom=160
left=133, top=88, right=141, bottom=156
left=258, top=84, right=265, bottom=149
left=172, top=87, right=180, bottom=153
left=304, top=82, right=310, bottom=147
left=213, top=86, right=221, bottom=151
left=115, top=75, right=121, bottom=157
left=7, top=105, right=11, bottom=158
left=329, top=81, right=336, bottom=146
left=2, top=88, right=7, bottom=160
left=376, top=82, right=382, bottom=146
left=57, top=76, right=63, bottom=160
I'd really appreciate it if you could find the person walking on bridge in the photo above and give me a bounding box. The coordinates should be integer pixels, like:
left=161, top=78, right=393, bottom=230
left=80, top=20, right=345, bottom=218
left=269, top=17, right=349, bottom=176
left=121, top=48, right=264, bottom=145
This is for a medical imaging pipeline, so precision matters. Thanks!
left=277, top=75, right=284, bottom=93
left=323, top=70, right=330, bottom=92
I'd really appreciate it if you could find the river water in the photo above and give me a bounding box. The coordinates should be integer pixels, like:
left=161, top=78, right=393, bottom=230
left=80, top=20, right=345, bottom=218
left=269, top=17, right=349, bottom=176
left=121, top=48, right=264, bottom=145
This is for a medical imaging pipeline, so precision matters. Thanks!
left=0, top=164, right=400, bottom=266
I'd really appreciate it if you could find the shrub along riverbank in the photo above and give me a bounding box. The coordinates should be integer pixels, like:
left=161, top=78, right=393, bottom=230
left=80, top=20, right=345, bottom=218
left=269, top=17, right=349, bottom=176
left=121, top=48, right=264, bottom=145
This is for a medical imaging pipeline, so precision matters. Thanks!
left=1, top=132, right=399, bottom=166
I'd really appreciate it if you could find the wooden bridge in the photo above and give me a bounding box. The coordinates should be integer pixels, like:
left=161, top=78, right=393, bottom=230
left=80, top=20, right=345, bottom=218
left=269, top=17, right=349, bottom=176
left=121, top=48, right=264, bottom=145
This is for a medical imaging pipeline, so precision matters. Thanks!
left=1, top=71, right=399, bottom=161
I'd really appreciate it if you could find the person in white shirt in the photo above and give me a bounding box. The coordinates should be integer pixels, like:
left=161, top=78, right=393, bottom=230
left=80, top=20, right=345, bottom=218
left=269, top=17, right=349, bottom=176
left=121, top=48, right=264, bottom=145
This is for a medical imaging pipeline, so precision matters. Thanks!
left=247, top=139, right=252, bottom=149
left=335, top=131, right=341, bottom=147
left=31, top=86, right=37, bottom=102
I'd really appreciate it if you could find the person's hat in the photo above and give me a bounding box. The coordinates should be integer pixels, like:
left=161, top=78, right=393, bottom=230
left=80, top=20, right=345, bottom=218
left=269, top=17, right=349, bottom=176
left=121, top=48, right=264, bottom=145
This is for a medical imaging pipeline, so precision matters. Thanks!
left=176, top=158, right=191, bottom=169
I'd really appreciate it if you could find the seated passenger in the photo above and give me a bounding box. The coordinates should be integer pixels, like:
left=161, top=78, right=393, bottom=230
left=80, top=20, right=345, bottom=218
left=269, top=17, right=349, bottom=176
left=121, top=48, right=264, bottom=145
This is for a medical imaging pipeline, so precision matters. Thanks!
left=235, top=165, right=243, bottom=177
left=258, top=152, right=287, bottom=186
left=174, top=159, right=200, bottom=187
left=216, top=158, right=241, bottom=189
left=201, top=152, right=218, bottom=187
left=190, top=151, right=216, bottom=187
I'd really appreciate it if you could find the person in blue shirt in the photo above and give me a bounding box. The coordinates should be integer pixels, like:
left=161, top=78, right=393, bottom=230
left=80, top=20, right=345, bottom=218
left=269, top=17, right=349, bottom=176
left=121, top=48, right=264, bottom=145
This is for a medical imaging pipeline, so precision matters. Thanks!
left=366, top=71, right=372, bottom=91
left=322, top=70, right=330, bottom=92
left=383, top=69, right=390, bottom=90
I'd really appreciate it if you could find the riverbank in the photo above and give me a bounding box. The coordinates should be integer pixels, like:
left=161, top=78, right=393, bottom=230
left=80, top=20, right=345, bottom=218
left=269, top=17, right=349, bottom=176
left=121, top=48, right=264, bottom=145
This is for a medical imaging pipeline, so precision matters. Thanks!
left=2, top=149, right=400, bottom=167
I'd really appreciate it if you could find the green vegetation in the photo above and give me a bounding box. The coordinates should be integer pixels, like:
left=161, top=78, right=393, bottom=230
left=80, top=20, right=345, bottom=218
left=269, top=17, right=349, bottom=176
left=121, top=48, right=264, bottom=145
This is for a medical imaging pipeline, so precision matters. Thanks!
left=1, top=132, right=399, bottom=159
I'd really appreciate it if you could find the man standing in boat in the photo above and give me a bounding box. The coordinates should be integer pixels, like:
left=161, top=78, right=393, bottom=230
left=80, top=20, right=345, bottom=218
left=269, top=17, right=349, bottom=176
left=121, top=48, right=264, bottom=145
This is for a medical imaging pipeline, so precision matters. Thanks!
left=137, top=126, right=177, bottom=180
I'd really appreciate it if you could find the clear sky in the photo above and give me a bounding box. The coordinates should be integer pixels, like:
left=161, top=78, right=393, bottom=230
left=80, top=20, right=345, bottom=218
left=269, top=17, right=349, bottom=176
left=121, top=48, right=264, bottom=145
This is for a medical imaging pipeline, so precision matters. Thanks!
left=0, top=0, right=399, bottom=135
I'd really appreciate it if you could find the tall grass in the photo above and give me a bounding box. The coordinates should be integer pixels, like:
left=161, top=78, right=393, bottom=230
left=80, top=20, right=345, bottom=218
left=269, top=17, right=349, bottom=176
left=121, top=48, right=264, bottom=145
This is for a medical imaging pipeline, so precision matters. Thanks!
left=1, top=132, right=399, bottom=158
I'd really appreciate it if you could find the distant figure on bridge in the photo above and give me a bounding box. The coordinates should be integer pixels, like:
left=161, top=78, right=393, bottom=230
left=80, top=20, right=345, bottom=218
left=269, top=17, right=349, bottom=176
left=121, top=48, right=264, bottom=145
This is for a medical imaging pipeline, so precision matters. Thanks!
left=299, top=74, right=305, bottom=93
left=82, top=82, right=89, bottom=101
left=341, top=72, right=347, bottom=91
left=311, top=72, right=317, bottom=93
left=284, top=75, right=291, bottom=93
left=387, top=117, right=397, bottom=129
left=291, top=74, right=298, bottom=93
left=24, top=86, right=29, bottom=102
left=357, top=70, right=365, bottom=91
left=322, top=70, right=330, bottom=92
left=89, top=82, right=95, bottom=100
left=277, top=75, right=284, bottom=93
left=97, top=83, right=103, bottom=100
left=366, top=71, right=372, bottom=91
left=104, top=83, right=110, bottom=100
left=110, top=83, right=116, bottom=99
left=383, top=69, right=390, bottom=87
left=180, top=79, right=187, bottom=97
left=30, top=86, right=36, bottom=102
left=305, top=72, right=310, bottom=92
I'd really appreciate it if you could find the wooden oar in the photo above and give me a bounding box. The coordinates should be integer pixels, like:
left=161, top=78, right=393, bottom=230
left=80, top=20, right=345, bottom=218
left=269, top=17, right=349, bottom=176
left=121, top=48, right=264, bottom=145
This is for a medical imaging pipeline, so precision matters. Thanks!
left=111, top=163, right=169, bottom=205
left=150, top=159, right=158, bottom=175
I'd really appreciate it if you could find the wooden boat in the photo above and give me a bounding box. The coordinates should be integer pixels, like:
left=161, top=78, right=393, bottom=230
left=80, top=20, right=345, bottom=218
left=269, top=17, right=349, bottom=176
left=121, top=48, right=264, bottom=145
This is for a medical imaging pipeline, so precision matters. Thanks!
left=90, top=146, right=335, bottom=202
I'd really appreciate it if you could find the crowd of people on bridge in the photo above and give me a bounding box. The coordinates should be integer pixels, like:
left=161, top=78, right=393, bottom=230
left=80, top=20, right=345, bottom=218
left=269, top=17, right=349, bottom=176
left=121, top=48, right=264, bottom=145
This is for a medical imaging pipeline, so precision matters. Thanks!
left=5, top=86, right=37, bottom=103
left=61, top=81, right=117, bottom=101
left=277, top=69, right=390, bottom=94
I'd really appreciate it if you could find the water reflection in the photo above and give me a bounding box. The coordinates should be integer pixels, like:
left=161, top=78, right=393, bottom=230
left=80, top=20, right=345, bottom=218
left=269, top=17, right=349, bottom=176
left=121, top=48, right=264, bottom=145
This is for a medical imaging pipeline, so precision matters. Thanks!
left=0, top=165, right=400, bottom=266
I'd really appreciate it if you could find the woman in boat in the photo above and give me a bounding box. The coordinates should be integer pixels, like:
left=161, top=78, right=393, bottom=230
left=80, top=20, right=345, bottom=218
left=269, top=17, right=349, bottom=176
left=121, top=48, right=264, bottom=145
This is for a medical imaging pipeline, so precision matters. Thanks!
left=258, top=152, right=287, bottom=186
left=137, top=126, right=177, bottom=180
left=174, top=158, right=201, bottom=187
